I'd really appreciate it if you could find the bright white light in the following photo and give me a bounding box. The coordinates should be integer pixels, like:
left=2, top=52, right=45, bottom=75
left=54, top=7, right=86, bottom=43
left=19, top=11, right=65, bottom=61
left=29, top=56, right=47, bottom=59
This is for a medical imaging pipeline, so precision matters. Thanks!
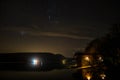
left=32, top=58, right=39, bottom=66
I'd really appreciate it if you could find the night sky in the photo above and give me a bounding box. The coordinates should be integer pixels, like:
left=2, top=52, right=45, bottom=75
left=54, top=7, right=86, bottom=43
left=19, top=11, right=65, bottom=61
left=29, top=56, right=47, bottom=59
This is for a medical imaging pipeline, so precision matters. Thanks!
left=0, top=0, right=120, bottom=57
left=0, top=0, right=120, bottom=80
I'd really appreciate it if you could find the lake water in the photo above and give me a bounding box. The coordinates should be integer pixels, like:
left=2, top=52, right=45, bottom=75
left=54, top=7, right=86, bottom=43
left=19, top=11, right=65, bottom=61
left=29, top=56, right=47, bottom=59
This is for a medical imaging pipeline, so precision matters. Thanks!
left=0, top=69, right=76, bottom=80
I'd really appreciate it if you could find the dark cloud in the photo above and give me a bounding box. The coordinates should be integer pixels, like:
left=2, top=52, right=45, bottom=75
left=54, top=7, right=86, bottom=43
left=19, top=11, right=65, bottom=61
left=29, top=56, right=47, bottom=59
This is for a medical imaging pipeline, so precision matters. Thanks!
left=0, top=26, right=93, bottom=40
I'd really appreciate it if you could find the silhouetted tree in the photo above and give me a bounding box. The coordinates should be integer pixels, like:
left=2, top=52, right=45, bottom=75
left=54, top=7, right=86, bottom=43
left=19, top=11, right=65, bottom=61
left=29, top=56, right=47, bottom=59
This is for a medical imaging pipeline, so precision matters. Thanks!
left=85, top=24, right=120, bottom=61
left=84, top=24, right=120, bottom=79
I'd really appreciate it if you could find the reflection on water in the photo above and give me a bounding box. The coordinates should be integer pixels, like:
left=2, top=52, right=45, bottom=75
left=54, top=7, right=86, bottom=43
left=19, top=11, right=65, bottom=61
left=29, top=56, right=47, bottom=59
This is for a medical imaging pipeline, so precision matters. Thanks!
left=100, top=73, right=106, bottom=79
left=81, top=55, right=106, bottom=80
left=73, top=66, right=120, bottom=80
left=0, top=70, right=75, bottom=80
left=85, top=73, right=92, bottom=80
left=0, top=53, right=120, bottom=80
left=82, top=68, right=106, bottom=80
left=73, top=54, right=120, bottom=80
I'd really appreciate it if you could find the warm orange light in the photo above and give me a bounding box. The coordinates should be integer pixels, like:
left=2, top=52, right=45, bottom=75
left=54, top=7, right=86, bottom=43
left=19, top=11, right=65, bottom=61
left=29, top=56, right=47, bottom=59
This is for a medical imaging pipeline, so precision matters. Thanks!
left=86, top=73, right=92, bottom=80
left=84, top=56, right=90, bottom=61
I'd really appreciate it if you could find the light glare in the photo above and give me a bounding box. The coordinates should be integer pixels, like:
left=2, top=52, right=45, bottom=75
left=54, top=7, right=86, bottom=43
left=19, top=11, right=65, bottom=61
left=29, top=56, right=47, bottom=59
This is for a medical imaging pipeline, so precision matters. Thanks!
left=32, top=59, right=38, bottom=65
left=86, top=73, right=92, bottom=80
left=62, top=59, right=66, bottom=64
left=85, top=56, right=90, bottom=61
left=100, top=73, right=106, bottom=79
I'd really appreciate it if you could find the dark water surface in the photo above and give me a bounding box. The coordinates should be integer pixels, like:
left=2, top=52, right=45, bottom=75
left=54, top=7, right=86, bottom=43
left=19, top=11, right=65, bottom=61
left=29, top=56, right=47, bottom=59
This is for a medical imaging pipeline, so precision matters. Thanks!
left=0, top=69, right=75, bottom=80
